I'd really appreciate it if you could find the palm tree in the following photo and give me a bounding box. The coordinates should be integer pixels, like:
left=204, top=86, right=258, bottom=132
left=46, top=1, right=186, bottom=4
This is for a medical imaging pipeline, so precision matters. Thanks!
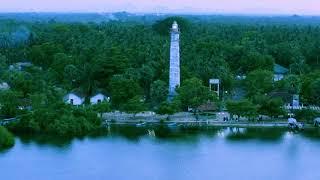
left=79, top=63, right=99, bottom=98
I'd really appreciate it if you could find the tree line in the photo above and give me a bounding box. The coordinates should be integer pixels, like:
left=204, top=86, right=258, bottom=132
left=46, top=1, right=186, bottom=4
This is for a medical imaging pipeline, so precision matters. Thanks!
left=0, top=16, right=319, bottom=127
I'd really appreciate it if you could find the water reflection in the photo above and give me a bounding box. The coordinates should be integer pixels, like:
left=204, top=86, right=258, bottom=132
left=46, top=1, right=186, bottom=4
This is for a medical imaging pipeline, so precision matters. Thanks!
left=10, top=126, right=320, bottom=150
left=225, top=127, right=286, bottom=141
left=301, top=128, right=320, bottom=139
left=0, top=147, right=11, bottom=153
left=2, top=126, right=320, bottom=180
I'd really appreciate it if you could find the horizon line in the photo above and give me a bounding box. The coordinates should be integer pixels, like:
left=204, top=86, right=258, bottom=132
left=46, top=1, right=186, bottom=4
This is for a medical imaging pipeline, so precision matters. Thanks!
left=0, top=11, right=320, bottom=17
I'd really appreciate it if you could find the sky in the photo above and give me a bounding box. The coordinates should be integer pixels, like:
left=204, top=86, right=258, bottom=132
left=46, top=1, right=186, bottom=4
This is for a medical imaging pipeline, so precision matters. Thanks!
left=0, top=0, right=319, bottom=15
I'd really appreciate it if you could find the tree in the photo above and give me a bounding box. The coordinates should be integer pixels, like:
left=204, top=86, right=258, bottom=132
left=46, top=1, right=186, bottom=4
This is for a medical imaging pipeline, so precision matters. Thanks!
left=93, top=101, right=111, bottom=117
left=294, top=109, right=319, bottom=123
left=51, top=53, right=73, bottom=73
left=270, top=42, right=296, bottom=67
left=28, top=42, right=63, bottom=68
left=190, top=54, right=234, bottom=91
left=308, top=78, right=320, bottom=105
left=4, top=71, right=33, bottom=97
left=30, top=93, right=48, bottom=109
left=275, top=75, right=301, bottom=94
left=110, top=75, right=143, bottom=109
left=0, top=53, right=8, bottom=77
left=301, top=71, right=320, bottom=105
left=91, top=46, right=129, bottom=87
left=0, top=126, right=14, bottom=149
left=260, top=98, right=285, bottom=118
left=289, top=53, right=310, bottom=75
left=138, top=64, right=156, bottom=96
left=150, top=80, right=167, bottom=107
left=50, top=53, right=73, bottom=82
left=156, top=100, right=181, bottom=115
left=63, top=64, right=80, bottom=88
left=245, top=70, right=273, bottom=96
left=79, top=63, right=99, bottom=97
left=0, top=90, right=23, bottom=117
left=226, top=99, right=258, bottom=120
left=239, top=51, right=274, bottom=74
left=123, top=96, right=146, bottom=114
left=177, top=77, right=214, bottom=112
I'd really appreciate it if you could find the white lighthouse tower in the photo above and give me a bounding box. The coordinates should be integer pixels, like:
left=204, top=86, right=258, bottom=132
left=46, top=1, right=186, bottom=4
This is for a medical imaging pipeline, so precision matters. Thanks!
left=168, top=21, right=180, bottom=99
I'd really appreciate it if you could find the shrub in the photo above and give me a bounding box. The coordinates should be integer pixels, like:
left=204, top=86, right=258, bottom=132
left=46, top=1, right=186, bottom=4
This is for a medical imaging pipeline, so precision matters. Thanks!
left=294, top=109, right=320, bottom=123
left=156, top=101, right=180, bottom=115
left=9, top=105, right=103, bottom=137
left=0, top=126, right=15, bottom=149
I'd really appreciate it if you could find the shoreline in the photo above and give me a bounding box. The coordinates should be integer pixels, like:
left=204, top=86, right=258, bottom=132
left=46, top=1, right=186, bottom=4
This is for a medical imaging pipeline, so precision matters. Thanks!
left=102, top=112, right=318, bottom=129
left=105, top=120, right=317, bottom=129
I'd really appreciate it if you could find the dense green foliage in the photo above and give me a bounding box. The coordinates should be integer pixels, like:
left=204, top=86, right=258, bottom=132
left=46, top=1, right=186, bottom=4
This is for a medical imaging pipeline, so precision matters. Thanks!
left=0, top=126, right=14, bottom=149
left=251, top=94, right=285, bottom=118
left=0, top=14, right=320, bottom=122
left=156, top=101, right=180, bottom=115
left=176, top=77, right=215, bottom=111
left=9, top=104, right=103, bottom=136
left=294, top=109, right=320, bottom=123
left=0, top=90, right=24, bottom=117
left=245, top=70, right=273, bottom=97
left=226, top=100, right=258, bottom=119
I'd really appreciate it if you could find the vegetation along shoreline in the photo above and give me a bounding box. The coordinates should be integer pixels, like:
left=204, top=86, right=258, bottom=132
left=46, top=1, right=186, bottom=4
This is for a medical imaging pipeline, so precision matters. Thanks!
left=0, top=14, right=320, bottom=150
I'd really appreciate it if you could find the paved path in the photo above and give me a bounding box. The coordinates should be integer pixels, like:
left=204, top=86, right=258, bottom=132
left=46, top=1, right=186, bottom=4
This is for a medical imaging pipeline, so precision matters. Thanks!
left=105, top=118, right=318, bottom=129
left=0, top=118, right=18, bottom=126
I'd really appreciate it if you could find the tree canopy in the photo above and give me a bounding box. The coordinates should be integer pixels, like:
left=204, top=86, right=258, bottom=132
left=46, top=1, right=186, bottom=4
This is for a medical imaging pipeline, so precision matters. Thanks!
left=177, top=77, right=215, bottom=111
left=0, top=15, right=320, bottom=119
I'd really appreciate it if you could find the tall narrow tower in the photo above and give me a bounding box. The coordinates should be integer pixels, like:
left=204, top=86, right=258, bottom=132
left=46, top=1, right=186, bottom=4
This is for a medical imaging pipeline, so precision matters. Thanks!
left=168, top=21, right=180, bottom=99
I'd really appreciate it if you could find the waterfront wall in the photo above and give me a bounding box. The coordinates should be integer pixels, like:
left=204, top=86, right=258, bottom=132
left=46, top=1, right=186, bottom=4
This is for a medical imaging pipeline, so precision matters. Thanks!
left=102, top=112, right=217, bottom=122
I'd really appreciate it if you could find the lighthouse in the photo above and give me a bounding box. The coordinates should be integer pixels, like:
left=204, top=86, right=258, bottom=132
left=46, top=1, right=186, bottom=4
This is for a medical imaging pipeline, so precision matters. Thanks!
left=168, top=21, right=180, bottom=100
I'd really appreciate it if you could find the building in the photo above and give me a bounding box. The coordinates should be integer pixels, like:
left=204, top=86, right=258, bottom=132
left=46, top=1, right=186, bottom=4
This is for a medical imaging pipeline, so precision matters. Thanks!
left=198, top=101, right=218, bottom=112
left=9, top=61, right=33, bottom=71
left=268, top=91, right=292, bottom=105
left=209, top=79, right=220, bottom=98
left=274, top=64, right=289, bottom=81
left=90, top=92, right=110, bottom=105
left=168, top=21, right=180, bottom=99
left=268, top=91, right=303, bottom=110
left=0, top=82, right=10, bottom=90
left=64, top=90, right=85, bottom=105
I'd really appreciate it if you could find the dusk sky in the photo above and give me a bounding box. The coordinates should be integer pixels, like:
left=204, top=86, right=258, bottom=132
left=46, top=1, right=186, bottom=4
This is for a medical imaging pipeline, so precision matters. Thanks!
left=1, top=0, right=319, bottom=15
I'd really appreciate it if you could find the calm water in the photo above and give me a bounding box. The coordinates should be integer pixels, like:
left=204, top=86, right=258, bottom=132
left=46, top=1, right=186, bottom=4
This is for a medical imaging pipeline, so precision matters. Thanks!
left=1, top=126, right=320, bottom=180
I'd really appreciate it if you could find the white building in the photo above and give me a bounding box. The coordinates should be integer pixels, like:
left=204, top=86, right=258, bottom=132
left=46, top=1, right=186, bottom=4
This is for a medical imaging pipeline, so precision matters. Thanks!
left=64, top=92, right=85, bottom=105
left=90, top=93, right=110, bottom=105
left=9, top=61, right=33, bottom=71
left=0, top=82, right=10, bottom=90
left=274, top=64, right=289, bottom=81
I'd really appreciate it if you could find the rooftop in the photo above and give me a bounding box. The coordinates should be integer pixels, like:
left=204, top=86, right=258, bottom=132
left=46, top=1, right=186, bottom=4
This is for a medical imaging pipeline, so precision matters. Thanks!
left=274, top=64, right=289, bottom=74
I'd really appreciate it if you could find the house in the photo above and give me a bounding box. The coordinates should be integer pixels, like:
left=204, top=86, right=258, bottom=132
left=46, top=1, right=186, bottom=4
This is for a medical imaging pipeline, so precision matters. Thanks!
left=188, top=101, right=218, bottom=112
left=274, top=64, right=289, bottom=81
left=268, top=91, right=292, bottom=105
left=90, top=92, right=110, bottom=105
left=268, top=91, right=302, bottom=110
left=198, top=101, right=218, bottom=112
left=135, top=111, right=156, bottom=117
left=64, top=90, right=85, bottom=105
left=0, top=82, right=10, bottom=90
left=9, top=61, right=33, bottom=71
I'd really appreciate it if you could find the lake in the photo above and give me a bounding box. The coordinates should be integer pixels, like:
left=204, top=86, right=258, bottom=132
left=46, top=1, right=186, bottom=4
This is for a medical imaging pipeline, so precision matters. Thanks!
left=1, top=126, right=320, bottom=180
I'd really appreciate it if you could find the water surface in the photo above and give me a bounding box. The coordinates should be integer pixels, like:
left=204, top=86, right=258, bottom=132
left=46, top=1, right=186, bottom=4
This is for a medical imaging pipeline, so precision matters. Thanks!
left=1, top=126, right=320, bottom=180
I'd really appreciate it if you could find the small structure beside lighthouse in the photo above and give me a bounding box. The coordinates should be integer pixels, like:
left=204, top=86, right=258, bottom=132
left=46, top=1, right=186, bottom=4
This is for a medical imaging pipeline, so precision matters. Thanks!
left=168, top=21, right=180, bottom=100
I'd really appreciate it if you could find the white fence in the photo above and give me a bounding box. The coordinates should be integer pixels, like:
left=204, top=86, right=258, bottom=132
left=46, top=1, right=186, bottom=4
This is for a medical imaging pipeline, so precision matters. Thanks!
left=284, top=105, right=320, bottom=111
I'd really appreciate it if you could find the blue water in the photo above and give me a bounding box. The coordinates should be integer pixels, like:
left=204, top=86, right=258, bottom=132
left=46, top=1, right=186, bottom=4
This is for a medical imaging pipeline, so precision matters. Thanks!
left=1, top=127, right=320, bottom=180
